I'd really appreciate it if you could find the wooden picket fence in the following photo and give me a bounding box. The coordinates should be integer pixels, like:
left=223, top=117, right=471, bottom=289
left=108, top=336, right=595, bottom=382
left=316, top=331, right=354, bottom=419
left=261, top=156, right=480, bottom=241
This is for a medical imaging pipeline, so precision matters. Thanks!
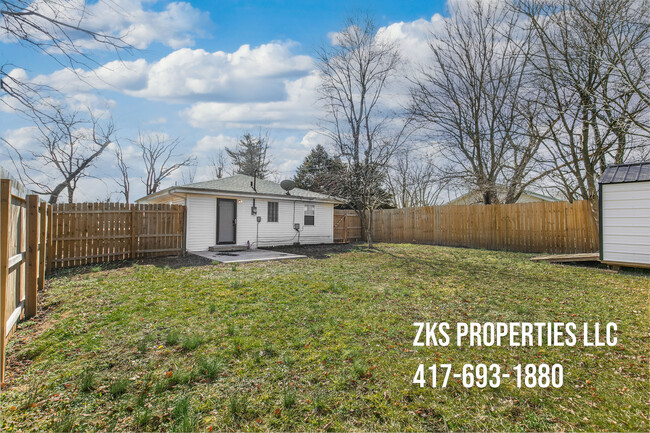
left=48, top=203, right=185, bottom=269
left=0, top=177, right=48, bottom=383
left=371, top=200, right=599, bottom=254
left=333, top=209, right=362, bottom=243
left=1, top=171, right=187, bottom=382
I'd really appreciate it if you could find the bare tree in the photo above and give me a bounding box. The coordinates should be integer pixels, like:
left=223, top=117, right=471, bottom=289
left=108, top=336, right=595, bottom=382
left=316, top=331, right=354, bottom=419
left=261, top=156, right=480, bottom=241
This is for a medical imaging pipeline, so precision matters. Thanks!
left=114, top=142, right=130, bottom=203
left=515, top=0, right=650, bottom=217
left=136, top=133, right=196, bottom=195
left=1, top=0, right=131, bottom=117
left=410, top=0, right=549, bottom=205
left=208, top=149, right=229, bottom=179
left=318, top=15, right=411, bottom=247
left=4, top=107, right=114, bottom=203
left=180, top=165, right=197, bottom=184
left=387, top=148, right=444, bottom=207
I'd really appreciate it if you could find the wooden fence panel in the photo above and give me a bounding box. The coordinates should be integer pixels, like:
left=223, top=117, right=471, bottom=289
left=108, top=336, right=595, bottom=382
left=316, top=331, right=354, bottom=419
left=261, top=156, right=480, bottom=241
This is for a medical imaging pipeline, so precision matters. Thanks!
left=370, top=201, right=598, bottom=254
left=49, top=203, right=185, bottom=268
left=333, top=210, right=362, bottom=243
left=0, top=174, right=49, bottom=383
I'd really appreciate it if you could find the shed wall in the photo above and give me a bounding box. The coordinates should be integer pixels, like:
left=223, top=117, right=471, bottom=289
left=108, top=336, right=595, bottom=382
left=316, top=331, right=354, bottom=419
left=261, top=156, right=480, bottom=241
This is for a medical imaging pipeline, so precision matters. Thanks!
left=601, top=181, right=650, bottom=266
left=186, top=195, right=216, bottom=251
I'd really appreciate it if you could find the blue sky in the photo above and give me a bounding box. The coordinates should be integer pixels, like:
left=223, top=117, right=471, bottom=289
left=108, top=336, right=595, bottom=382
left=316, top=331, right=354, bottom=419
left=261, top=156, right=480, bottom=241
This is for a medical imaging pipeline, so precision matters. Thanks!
left=1, top=0, right=449, bottom=201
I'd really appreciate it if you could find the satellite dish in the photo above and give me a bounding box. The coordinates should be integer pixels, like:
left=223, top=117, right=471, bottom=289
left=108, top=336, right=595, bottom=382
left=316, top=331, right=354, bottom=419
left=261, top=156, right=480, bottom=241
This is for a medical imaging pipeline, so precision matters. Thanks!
left=280, top=179, right=296, bottom=194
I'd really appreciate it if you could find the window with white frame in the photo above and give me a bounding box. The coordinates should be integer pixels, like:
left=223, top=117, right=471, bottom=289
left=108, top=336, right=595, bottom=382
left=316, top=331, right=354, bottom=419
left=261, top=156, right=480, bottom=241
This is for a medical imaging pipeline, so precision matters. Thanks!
left=304, top=204, right=315, bottom=225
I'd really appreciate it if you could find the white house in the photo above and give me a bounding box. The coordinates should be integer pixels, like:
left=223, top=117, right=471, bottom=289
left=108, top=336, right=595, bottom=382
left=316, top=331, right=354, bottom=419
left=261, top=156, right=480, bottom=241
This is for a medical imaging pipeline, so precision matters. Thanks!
left=599, top=162, right=650, bottom=268
left=136, top=175, right=343, bottom=251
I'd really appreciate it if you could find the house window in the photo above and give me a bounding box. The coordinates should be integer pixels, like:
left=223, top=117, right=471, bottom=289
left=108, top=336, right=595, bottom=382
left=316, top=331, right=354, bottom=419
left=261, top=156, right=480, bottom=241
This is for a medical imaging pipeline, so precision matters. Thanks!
left=304, top=204, right=315, bottom=226
left=268, top=201, right=279, bottom=222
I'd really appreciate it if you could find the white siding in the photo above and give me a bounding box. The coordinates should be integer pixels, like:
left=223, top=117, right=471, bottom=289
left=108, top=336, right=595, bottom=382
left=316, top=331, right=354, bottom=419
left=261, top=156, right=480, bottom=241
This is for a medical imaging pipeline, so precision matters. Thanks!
left=235, top=198, right=334, bottom=247
left=186, top=196, right=216, bottom=251
left=184, top=194, right=335, bottom=250
left=601, top=181, right=650, bottom=266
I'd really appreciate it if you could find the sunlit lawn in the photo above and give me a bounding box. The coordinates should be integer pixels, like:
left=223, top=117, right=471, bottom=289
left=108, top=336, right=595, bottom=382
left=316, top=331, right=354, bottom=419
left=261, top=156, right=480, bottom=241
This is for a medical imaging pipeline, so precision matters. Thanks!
left=1, top=243, right=648, bottom=432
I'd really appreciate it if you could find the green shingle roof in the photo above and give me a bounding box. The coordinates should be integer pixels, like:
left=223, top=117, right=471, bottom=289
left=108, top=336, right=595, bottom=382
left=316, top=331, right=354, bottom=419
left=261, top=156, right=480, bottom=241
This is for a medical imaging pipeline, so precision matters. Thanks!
left=179, top=174, right=340, bottom=201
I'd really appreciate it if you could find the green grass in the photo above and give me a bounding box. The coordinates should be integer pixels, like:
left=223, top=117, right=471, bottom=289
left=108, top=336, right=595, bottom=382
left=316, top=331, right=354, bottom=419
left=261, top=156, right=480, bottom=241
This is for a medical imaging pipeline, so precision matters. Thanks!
left=1, top=243, right=649, bottom=432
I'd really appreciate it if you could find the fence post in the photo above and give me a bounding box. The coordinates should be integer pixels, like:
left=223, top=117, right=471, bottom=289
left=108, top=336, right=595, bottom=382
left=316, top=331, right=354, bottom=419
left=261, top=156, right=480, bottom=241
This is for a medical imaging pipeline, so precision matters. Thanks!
left=130, top=204, right=137, bottom=260
left=25, top=195, right=39, bottom=319
left=38, top=202, right=47, bottom=291
left=1, top=179, right=11, bottom=383
left=46, top=205, right=54, bottom=273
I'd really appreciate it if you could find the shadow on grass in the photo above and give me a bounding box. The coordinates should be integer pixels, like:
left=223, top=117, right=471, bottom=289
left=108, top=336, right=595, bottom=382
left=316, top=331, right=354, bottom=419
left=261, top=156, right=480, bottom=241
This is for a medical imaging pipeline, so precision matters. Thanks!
left=266, top=242, right=373, bottom=259
left=46, top=254, right=214, bottom=279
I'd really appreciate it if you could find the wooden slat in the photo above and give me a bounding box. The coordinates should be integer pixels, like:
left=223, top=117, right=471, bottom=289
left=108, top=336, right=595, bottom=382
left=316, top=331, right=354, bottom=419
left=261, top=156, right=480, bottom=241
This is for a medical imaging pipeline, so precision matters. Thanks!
left=25, top=195, right=39, bottom=319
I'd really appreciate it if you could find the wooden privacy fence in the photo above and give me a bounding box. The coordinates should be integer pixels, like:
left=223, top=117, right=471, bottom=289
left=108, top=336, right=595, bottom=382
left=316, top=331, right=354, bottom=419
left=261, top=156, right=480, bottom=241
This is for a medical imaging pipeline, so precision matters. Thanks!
left=1, top=178, right=48, bottom=383
left=371, top=200, right=598, bottom=254
left=333, top=209, right=362, bottom=243
left=1, top=174, right=187, bottom=381
left=48, top=203, right=185, bottom=269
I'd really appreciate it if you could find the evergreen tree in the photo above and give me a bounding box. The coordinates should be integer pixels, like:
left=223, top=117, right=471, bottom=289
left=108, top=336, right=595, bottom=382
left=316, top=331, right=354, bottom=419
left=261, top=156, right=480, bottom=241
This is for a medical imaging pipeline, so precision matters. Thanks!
left=293, top=145, right=345, bottom=193
left=226, top=132, right=271, bottom=178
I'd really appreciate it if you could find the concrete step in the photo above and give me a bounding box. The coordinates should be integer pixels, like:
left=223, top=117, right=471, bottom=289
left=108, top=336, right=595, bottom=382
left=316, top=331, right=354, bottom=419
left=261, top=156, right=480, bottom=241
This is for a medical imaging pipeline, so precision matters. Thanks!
left=208, top=245, right=248, bottom=252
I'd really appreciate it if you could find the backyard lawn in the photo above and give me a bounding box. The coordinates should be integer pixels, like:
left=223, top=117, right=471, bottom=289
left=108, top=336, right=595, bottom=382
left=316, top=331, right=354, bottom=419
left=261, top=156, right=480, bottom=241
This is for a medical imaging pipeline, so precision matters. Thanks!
left=1, top=243, right=649, bottom=432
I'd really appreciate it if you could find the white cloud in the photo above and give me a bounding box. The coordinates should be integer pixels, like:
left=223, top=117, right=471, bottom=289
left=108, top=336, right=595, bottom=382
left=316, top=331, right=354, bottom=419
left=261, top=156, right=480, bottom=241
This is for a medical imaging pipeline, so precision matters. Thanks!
left=29, top=41, right=315, bottom=107
left=183, top=73, right=320, bottom=130
left=2, top=126, right=40, bottom=150
left=0, top=0, right=211, bottom=50
left=192, top=134, right=238, bottom=154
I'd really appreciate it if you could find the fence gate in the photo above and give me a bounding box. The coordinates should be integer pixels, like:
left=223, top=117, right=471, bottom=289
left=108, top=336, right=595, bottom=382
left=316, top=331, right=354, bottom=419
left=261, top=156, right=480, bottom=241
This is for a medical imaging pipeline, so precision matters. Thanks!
left=333, top=210, right=362, bottom=243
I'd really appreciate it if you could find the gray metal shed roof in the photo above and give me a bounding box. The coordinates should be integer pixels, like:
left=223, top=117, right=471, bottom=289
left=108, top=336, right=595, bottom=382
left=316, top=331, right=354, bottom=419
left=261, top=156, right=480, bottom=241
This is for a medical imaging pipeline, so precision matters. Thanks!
left=599, top=162, right=650, bottom=184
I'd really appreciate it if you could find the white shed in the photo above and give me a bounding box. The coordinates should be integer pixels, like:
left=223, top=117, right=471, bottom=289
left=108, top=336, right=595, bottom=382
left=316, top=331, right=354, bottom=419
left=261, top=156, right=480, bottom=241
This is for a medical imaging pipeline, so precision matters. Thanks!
left=136, top=175, right=343, bottom=251
left=599, top=162, right=650, bottom=268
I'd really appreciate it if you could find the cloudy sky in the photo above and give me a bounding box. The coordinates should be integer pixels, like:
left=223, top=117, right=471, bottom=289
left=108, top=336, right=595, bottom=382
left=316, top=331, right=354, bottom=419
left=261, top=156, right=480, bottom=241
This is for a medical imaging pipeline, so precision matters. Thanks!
left=1, top=0, right=449, bottom=201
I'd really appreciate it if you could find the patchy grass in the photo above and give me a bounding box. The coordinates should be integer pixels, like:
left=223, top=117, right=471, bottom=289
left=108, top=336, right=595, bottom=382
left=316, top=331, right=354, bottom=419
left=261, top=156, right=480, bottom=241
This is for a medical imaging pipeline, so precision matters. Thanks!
left=1, top=243, right=649, bottom=432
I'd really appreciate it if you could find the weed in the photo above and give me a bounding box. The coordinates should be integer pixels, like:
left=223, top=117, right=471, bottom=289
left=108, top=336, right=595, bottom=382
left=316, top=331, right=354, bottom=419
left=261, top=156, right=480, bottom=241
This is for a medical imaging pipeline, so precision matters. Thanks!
left=282, top=352, right=295, bottom=367
left=197, top=357, right=224, bottom=379
left=137, top=334, right=154, bottom=354
left=165, top=329, right=181, bottom=346
left=171, top=396, right=198, bottom=432
left=50, top=412, right=77, bottom=432
left=79, top=368, right=95, bottom=392
left=231, top=279, right=243, bottom=289
left=181, top=334, right=204, bottom=351
left=134, top=408, right=151, bottom=430
left=91, top=265, right=102, bottom=272
left=168, top=369, right=192, bottom=386
left=24, top=378, right=42, bottom=408
left=352, top=359, right=369, bottom=379
left=226, top=323, right=236, bottom=336
left=228, top=394, right=248, bottom=418
left=282, top=390, right=296, bottom=408
left=208, top=303, right=218, bottom=314
left=109, top=377, right=129, bottom=398
left=231, top=337, right=244, bottom=357
left=231, top=263, right=239, bottom=272
left=263, top=341, right=277, bottom=357
left=313, top=391, right=328, bottom=414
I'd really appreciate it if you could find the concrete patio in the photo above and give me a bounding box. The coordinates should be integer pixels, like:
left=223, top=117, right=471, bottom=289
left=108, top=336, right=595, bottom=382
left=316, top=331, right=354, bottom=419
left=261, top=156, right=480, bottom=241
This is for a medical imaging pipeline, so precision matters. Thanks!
left=190, top=248, right=307, bottom=264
